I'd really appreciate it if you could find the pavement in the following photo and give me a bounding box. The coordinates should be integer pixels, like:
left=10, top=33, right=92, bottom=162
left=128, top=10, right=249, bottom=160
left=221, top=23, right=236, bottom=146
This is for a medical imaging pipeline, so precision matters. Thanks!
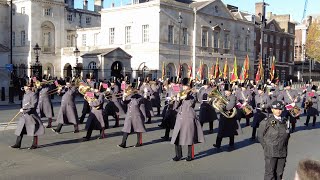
left=0, top=102, right=320, bottom=180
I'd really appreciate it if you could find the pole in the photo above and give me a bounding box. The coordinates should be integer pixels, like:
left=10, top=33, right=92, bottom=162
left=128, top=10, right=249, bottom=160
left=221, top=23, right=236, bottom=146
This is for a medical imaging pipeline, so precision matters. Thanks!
left=302, top=44, right=305, bottom=82
left=309, top=58, right=312, bottom=81
left=9, top=0, right=14, bottom=103
left=178, top=12, right=182, bottom=78
left=260, top=0, right=266, bottom=83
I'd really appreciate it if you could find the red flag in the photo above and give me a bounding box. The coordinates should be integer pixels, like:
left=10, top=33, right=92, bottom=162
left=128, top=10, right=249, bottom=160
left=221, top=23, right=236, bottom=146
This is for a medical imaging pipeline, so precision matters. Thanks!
left=239, top=54, right=249, bottom=82
left=223, top=58, right=228, bottom=79
left=214, top=58, right=219, bottom=79
left=255, top=57, right=264, bottom=83
left=270, top=56, right=275, bottom=81
left=230, top=56, right=238, bottom=83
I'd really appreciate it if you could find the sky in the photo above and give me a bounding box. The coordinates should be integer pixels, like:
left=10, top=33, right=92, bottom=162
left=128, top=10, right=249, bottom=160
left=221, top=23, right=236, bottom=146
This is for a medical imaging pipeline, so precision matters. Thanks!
left=75, top=0, right=320, bottom=22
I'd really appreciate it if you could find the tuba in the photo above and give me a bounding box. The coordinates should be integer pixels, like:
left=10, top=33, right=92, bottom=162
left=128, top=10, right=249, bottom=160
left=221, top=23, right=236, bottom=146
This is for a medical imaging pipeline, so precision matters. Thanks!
left=209, top=88, right=237, bottom=118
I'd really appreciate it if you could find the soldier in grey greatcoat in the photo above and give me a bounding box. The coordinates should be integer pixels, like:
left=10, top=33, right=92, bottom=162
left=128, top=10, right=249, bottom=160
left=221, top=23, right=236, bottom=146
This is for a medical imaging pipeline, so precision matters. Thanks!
left=139, top=79, right=154, bottom=124
left=235, top=82, right=253, bottom=126
left=52, top=82, right=79, bottom=134
left=304, top=85, right=319, bottom=126
left=104, top=78, right=124, bottom=128
left=150, top=80, right=161, bottom=116
left=198, top=79, right=217, bottom=132
left=117, top=88, right=147, bottom=148
left=171, top=78, right=204, bottom=162
left=213, top=82, right=238, bottom=150
left=251, top=84, right=271, bottom=140
left=277, top=81, right=300, bottom=133
left=36, top=83, right=54, bottom=128
left=257, top=101, right=290, bottom=180
left=83, top=90, right=106, bottom=141
left=11, top=83, right=45, bottom=149
left=79, top=79, right=95, bottom=124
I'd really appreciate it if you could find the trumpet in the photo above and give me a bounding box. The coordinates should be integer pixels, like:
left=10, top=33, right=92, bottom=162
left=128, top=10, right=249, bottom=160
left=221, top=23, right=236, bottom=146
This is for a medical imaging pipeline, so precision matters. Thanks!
left=47, top=85, right=66, bottom=95
left=34, top=80, right=55, bottom=88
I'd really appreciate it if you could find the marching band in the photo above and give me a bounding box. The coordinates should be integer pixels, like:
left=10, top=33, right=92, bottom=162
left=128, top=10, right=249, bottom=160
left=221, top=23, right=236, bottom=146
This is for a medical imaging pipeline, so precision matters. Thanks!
left=6, top=74, right=319, bottom=167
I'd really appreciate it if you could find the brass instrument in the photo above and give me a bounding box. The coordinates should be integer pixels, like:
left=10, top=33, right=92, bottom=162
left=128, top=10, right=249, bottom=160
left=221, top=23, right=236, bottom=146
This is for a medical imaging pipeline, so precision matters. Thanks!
left=123, top=86, right=139, bottom=99
left=288, top=105, right=301, bottom=118
left=34, top=80, right=55, bottom=88
left=304, top=96, right=313, bottom=110
left=209, top=88, right=237, bottom=118
left=239, top=103, right=253, bottom=116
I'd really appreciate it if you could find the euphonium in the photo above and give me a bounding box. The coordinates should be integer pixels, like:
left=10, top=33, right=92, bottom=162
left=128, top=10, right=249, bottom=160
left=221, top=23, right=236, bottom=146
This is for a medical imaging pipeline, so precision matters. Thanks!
left=78, top=84, right=92, bottom=96
left=123, top=86, right=139, bottom=99
left=209, top=88, right=237, bottom=118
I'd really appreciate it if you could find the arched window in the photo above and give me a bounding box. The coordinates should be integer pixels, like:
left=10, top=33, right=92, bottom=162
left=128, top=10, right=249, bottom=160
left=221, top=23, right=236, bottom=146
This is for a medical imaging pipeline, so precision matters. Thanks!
left=41, top=21, right=55, bottom=53
left=88, top=61, right=97, bottom=69
left=166, top=63, right=176, bottom=78
left=270, top=24, right=275, bottom=31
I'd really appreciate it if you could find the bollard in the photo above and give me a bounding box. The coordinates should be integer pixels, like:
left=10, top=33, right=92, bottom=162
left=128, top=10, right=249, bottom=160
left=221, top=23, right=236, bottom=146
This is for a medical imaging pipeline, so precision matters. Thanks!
left=1, top=87, right=5, bottom=101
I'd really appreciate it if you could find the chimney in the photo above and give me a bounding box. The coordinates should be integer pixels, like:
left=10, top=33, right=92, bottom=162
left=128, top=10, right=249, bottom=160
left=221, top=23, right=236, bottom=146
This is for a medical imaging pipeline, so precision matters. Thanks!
left=255, top=2, right=265, bottom=21
left=83, top=0, right=88, bottom=10
left=94, top=0, right=103, bottom=12
left=266, top=12, right=272, bottom=20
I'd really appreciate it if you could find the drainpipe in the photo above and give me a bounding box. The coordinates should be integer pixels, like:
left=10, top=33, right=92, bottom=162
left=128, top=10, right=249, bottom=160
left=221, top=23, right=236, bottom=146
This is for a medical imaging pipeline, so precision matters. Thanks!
left=192, top=8, right=197, bottom=79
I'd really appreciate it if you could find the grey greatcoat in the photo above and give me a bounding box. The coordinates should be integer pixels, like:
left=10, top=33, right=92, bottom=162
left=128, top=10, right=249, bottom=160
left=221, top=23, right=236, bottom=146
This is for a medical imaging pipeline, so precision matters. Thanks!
left=15, top=91, right=45, bottom=136
left=56, top=86, right=79, bottom=125
left=217, top=94, right=239, bottom=138
left=139, top=84, right=154, bottom=118
left=304, top=91, right=319, bottom=116
left=104, top=85, right=125, bottom=116
left=170, top=94, right=205, bottom=146
left=198, top=87, right=218, bottom=123
left=37, top=86, right=54, bottom=118
left=150, top=83, right=161, bottom=108
left=122, top=94, right=147, bottom=133
left=85, top=93, right=105, bottom=130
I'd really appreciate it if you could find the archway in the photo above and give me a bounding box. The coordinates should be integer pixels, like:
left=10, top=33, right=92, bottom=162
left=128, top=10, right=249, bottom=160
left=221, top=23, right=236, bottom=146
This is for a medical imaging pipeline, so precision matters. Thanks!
left=111, top=61, right=123, bottom=79
left=63, top=63, right=72, bottom=78
left=41, top=21, right=55, bottom=53
left=181, top=63, right=189, bottom=78
left=87, top=61, right=98, bottom=80
left=202, top=64, right=208, bottom=79
left=43, top=63, right=54, bottom=77
left=166, top=63, right=176, bottom=78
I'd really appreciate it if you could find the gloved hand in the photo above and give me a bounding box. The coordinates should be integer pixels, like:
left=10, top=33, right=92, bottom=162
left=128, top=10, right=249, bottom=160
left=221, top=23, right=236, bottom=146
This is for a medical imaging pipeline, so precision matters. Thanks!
left=20, top=108, right=23, bottom=113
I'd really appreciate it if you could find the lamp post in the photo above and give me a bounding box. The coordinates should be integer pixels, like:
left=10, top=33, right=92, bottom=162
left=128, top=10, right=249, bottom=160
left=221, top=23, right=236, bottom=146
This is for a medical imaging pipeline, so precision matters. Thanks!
left=8, top=0, right=14, bottom=103
left=73, top=47, right=81, bottom=77
left=178, top=12, right=182, bottom=78
left=33, top=43, right=41, bottom=80
left=302, top=44, right=305, bottom=82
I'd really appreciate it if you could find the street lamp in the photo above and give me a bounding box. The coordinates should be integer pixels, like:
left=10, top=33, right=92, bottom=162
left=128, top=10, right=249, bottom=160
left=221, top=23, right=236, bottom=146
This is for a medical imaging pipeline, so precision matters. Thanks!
left=73, top=47, right=81, bottom=77
left=178, top=12, right=182, bottom=78
left=32, top=43, right=41, bottom=80
left=302, top=44, right=305, bottom=82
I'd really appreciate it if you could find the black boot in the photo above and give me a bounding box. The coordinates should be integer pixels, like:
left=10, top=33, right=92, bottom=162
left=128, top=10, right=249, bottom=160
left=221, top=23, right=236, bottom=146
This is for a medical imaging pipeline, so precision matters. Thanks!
left=46, top=118, right=52, bottom=128
left=251, top=128, right=257, bottom=140
left=157, top=107, right=161, bottom=116
left=161, top=128, right=170, bottom=141
left=213, top=136, right=222, bottom=149
left=74, top=124, right=79, bottom=133
left=312, top=116, right=316, bottom=127
left=305, top=116, right=310, bottom=126
left=291, top=122, right=296, bottom=133
left=83, top=123, right=93, bottom=141
left=10, top=135, right=23, bottom=149
left=117, top=133, right=128, bottom=148
left=113, top=114, right=120, bottom=128
left=52, top=123, right=63, bottom=134
left=186, top=145, right=194, bottom=161
left=246, top=117, right=250, bottom=126
left=29, top=136, right=38, bottom=149
left=146, top=117, right=151, bottom=124
left=99, top=128, right=106, bottom=139
left=172, top=145, right=182, bottom=161
left=209, top=121, right=214, bottom=132
left=79, top=113, right=86, bottom=124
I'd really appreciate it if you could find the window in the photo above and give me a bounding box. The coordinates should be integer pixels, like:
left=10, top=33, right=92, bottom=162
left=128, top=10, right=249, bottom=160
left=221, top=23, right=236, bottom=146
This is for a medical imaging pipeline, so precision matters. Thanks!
left=235, top=37, right=240, bottom=50
left=82, top=34, right=86, bottom=46
left=133, top=0, right=139, bottom=4
left=21, top=7, right=25, bottom=14
left=109, top=28, right=115, bottom=44
left=289, top=28, right=293, bottom=34
left=44, top=8, right=52, bottom=16
left=43, top=32, right=51, bottom=49
left=67, top=35, right=71, bottom=47
left=12, top=8, right=15, bottom=15
left=263, top=47, right=267, bottom=57
left=289, top=50, right=293, bottom=62
left=223, top=33, right=230, bottom=49
left=282, top=51, right=286, bottom=62
left=276, top=49, right=280, bottom=61
left=276, top=36, right=280, bottom=44
left=168, top=25, right=174, bottom=44
left=125, top=26, right=131, bottom=44
left=290, top=39, right=293, bottom=46
left=201, top=29, right=208, bottom=47
left=182, top=28, right=188, bottom=45
left=21, top=31, right=25, bottom=46
left=213, top=31, right=219, bottom=48
left=270, top=35, right=274, bottom=43
left=12, top=32, right=15, bottom=47
left=264, top=34, right=268, bottom=42
left=245, top=36, right=249, bottom=51
left=67, top=14, right=73, bottom=21
left=94, top=33, right=98, bottom=46
left=283, top=38, right=286, bottom=46
left=142, top=25, right=149, bottom=43
left=88, top=61, right=97, bottom=69
left=86, top=17, right=91, bottom=24
left=270, top=24, right=275, bottom=31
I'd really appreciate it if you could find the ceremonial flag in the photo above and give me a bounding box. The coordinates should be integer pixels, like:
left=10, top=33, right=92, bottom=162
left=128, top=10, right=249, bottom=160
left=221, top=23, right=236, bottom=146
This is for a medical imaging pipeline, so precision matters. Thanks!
left=161, top=62, right=166, bottom=80
left=239, top=54, right=249, bottom=82
left=230, top=56, right=238, bottom=83
left=188, top=63, right=192, bottom=79
left=196, top=60, right=203, bottom=81
left=214, top=58, right=219, bottom=79
left=255, top=57, right=264, bottom=83
left=270, top=56, right=275, bottom=81
left=223, top=58, right=228, bottom=79
left=210, top=64, right=215, bottom=80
